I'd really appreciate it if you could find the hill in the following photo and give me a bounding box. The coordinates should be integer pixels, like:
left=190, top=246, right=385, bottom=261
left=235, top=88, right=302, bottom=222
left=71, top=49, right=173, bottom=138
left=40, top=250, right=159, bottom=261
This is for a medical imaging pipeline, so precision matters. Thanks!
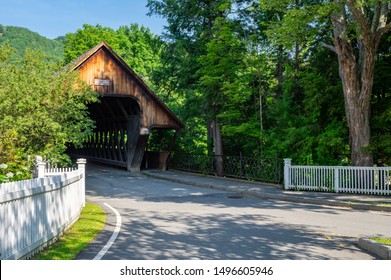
left=0, top=25, right=64, bottom=60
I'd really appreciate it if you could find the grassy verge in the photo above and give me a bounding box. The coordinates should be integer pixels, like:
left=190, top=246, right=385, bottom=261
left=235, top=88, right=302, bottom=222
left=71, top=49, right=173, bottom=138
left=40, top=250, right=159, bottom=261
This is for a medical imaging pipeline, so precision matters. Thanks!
left=33, top=202, right=106, bottom=260
left=349, top=201, right=391, bottom=207
left=370, top=238, right=391, bottom=246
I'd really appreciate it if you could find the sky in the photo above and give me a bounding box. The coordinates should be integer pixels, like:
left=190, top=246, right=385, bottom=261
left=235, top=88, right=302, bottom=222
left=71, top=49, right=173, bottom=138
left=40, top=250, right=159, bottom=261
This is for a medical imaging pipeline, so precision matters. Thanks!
left=1, top=0, right=167, bottom=39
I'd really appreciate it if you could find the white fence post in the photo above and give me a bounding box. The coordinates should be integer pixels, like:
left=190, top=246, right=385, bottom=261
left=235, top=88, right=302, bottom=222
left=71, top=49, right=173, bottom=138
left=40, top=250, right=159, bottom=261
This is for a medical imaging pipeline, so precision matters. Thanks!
left=77, top=158, right=87, bottom=207
left=284, top=158, right=292, bottom=190
left=334, top=167, right=339, bottom=193
left=35, top=156, right=46, bottom=178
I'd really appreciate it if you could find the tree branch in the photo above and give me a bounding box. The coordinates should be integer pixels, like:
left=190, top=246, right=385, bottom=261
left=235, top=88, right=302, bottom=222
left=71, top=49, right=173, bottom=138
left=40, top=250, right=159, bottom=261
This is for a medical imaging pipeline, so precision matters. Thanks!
left=346, top=0, right=372, bottom=38
left=381, top=22, right=391, bottom=34
left=371, top=2, right=382, bottom=33
left=375, top=22, right=391, bottom=43
left=378, top=2, right=390, bottom=29
left=374, top=4, right=391, bottom=47
left=321, top=42, right=337, bottom=53
left=331, top=0, right=349, bottom=41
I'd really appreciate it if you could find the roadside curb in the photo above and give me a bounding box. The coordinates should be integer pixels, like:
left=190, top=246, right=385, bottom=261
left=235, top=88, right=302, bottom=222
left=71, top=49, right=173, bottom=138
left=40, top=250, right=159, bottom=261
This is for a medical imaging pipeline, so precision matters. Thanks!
left=143, top=172, right=391, bottom=213
left=357, top=238, right=391, bottom=260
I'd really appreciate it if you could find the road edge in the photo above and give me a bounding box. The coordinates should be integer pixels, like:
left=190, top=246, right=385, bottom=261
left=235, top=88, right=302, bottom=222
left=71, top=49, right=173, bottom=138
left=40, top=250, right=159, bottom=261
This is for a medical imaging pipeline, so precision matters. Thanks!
left=143, top=171, right=391, bottom=213
left=357, top=238, right=391, bottom=260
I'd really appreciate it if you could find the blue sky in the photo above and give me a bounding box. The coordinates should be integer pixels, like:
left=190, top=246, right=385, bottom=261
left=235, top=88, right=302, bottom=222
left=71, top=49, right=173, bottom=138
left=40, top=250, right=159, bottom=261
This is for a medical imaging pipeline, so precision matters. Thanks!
left=1, top=0, right=167, bottom=39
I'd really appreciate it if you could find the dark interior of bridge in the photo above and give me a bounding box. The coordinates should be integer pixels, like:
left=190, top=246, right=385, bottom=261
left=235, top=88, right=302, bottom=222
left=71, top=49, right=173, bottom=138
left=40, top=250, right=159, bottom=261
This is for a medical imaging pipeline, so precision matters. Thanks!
left=68, top=95, right=176, bottom=171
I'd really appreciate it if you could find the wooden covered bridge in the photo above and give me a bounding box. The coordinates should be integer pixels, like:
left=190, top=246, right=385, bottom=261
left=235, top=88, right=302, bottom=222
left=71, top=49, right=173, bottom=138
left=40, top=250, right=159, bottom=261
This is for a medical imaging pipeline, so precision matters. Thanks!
left=69, top=42, right=184, bottom=171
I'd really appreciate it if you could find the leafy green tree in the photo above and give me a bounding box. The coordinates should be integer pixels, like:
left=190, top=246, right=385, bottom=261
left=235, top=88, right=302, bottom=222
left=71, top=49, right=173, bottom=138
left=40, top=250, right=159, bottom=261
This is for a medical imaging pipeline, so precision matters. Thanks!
left=261, top=0, right=391, bottom=166
left=197, top=16, right=265, bottom=158
left=148, top=0, right=391, bottom=168
left=371, top=33, right=391, bottom=166
left=0, top=44, right=98, bottom=179
left=148, top=0, right=236, bottom=160
left=117, top=24, right=163, bottom=83
left=63, top=24, right=120, bottom=64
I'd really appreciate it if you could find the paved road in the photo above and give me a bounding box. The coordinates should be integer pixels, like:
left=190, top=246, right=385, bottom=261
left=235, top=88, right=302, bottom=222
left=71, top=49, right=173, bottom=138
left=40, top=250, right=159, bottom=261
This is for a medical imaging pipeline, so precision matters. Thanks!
left=77, top=165, right=391, bottom=260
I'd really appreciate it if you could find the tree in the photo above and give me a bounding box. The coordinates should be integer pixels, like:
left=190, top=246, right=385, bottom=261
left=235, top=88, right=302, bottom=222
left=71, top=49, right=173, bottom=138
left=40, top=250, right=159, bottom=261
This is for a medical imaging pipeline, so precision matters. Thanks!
left=371, top=32, right=391, bottom=165
left=197, top=16, right=249, bottom=172
left=148, top=0, right=230, bottom=162
left=0, top=44, right=98, bottom=176
left=117, top=24, right=163, bottom=83
left=327, top=1, right=391, bottom=166
left=262, top=0, right=391, bottom=166
left=63, top=24, right=120, bottom=64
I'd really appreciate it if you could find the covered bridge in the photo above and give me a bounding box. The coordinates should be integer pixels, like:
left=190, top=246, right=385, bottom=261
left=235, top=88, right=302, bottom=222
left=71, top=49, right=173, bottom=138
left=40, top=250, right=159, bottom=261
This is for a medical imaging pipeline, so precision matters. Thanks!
left=69, top=41, right=184, bottom=171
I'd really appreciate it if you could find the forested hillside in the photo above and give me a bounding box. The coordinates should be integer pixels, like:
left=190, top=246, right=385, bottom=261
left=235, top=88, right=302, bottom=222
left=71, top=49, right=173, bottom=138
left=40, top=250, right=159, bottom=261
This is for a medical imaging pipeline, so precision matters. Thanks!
left=0, top=25, right=63, bottom=59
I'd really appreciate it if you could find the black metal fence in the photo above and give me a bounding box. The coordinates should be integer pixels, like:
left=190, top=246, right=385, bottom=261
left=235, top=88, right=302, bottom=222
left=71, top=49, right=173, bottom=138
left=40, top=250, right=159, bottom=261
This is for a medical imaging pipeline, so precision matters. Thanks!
left=169, top=153, right=282, bottom=184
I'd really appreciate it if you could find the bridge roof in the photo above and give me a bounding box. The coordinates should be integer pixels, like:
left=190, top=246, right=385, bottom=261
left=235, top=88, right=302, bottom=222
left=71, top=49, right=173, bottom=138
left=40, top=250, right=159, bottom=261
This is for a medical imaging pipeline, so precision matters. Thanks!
left=68, top=41, right=184, bottom=131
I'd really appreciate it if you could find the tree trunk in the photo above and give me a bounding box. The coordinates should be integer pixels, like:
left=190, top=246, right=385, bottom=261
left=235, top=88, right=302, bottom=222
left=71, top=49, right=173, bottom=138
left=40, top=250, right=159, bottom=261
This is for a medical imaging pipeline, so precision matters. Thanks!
left=329, top=1, right=391, bottom=165
left=209, top=119, right=224, bottom=176
left=332, top=15, right=376, bottom=166
left=276, top=45, right=284, bottom=98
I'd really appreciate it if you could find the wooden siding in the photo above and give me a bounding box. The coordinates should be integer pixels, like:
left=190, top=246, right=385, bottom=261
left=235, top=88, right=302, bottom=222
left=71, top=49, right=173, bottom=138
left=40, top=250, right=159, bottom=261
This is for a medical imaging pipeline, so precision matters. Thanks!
left=73, top=43, right=184, bottom=131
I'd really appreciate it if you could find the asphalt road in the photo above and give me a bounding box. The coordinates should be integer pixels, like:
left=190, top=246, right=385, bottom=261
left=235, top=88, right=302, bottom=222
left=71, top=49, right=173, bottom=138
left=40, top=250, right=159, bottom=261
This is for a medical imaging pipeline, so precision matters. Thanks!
left=77, top=164, right=391, bottom=260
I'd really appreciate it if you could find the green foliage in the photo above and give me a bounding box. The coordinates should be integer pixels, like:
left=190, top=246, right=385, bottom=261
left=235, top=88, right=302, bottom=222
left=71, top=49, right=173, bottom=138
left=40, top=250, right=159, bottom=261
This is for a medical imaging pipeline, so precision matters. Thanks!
left=0, top=25, right=63, bottom=60
left=0, top=44, right=98, bottom=173
left=261, top=1, right=335, bottom=49
left=371, top=34, right=391, bottom=165
left=197, top=17, right=247, bottom=117
left=64, top=24, right=120, bottom=64
left=117, top=24, right=163, bottom=83
left=147, top=0, right=354, bottom=164
left=1, top=2, right=389, bottom=169
left=0, top=162, right=31, bottom=183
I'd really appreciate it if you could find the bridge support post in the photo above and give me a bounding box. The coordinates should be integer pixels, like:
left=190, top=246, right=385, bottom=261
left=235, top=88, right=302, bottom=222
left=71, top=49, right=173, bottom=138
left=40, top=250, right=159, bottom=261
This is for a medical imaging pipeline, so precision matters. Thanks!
left=131, top=128, right=150, bottom=172
left=126, top=116, right=140, bottom=172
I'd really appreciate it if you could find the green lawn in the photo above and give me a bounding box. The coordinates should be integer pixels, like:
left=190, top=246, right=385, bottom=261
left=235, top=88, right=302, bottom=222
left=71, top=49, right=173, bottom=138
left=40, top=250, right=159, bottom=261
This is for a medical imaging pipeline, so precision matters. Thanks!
left=33, top=202, right=106, bottom=260
left=371, top=238, right=391, bottom=246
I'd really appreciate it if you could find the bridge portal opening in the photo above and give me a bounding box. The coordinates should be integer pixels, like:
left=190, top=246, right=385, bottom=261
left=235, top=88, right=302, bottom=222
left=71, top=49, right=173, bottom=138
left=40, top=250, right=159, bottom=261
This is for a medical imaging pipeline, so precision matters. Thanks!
left=142, top=129, right=178, bottom=170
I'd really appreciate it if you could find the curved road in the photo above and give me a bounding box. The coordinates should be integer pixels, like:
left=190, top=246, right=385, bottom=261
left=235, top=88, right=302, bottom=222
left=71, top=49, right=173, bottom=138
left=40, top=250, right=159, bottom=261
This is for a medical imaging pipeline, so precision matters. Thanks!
left=77, top=164, right=391, bottom=260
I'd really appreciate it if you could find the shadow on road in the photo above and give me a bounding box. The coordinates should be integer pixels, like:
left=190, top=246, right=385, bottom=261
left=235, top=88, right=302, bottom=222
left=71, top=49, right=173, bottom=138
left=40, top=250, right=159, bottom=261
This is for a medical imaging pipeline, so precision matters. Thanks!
left=83, top=164, right=378, bottom=260
left=102, top=207, right=371, bottom=260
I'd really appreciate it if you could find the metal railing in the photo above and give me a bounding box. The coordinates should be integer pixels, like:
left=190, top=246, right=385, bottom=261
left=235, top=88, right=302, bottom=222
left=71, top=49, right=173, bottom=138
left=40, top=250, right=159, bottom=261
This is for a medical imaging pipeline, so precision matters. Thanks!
left=170, top=153, right=281, bottom=184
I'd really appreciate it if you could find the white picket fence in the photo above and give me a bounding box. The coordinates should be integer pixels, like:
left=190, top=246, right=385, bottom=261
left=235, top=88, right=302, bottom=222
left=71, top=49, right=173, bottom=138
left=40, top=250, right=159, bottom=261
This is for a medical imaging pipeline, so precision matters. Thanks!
left=284, top=159, right=391, bottom=195
left=0, top=159, right=86, bottom=260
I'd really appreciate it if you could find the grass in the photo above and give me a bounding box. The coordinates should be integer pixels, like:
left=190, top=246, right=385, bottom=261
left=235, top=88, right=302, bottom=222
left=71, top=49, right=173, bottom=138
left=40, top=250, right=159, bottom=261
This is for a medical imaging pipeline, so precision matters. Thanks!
left=370, top=238, right=391, bottom=246
left=349, top=201, right=391, bottom=207
left=33, top=202, right=106, bottom=260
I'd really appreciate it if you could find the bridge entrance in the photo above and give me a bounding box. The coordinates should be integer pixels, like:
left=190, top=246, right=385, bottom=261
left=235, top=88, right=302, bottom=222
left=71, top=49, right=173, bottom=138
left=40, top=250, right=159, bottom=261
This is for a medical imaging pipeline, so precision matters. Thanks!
left=68, top=42, right=184, bottom=171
